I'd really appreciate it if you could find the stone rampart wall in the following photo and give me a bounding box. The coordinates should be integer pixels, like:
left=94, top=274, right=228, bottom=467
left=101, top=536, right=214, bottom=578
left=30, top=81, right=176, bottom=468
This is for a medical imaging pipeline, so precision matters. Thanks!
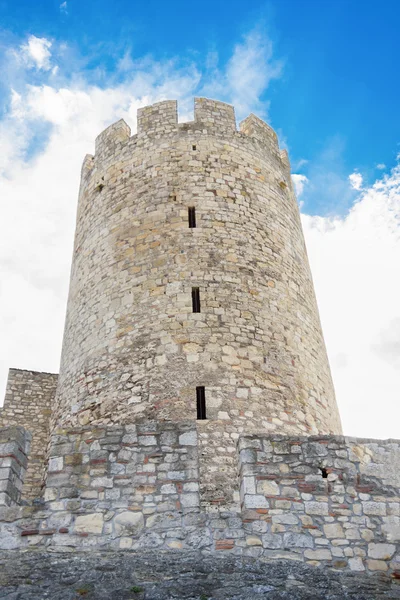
left=0, top=369, right=58, bottom=499
left=239, top=434, right=400, bottom=574
left=0, top=426, right=31, bottom=506
left=0, top=426, right=398, bottom=578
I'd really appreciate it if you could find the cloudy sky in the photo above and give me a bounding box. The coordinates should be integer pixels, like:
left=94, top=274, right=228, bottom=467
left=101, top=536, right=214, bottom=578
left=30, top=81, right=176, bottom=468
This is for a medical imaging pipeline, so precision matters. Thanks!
left=0, top=0, right=399, bottom=439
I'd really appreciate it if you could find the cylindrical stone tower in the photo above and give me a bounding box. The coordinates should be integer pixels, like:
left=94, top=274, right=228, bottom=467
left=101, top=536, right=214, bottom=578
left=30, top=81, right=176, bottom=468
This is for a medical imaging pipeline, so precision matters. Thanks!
left=54, top=98, right=341, bottom=506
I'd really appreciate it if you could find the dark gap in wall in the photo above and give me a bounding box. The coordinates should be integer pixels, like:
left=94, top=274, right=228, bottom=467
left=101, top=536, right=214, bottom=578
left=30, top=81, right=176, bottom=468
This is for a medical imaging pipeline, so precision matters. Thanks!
left=188, top=207, right=196, bottom=228
left=196, top=386, right=206, bottom=419
left=192, top=287, right=201, bottom=313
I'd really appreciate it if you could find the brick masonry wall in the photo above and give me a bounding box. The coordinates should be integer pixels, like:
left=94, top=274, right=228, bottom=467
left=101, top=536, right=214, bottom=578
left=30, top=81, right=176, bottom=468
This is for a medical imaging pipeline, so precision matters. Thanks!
left=0, top=369, right=58, bottom=500
left=0, top=426, right=31, bottom=506
left=51, top=97, right=342, bottom=508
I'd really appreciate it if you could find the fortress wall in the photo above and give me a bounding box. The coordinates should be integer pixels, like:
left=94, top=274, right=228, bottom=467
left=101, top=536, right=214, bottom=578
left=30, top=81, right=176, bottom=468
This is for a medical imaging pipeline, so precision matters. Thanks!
left=0, top=426, right=31, bottom=506
left=0, top=430, right=398, bottom=577
left=52, top=98, right=341, bottom=508
left=238, top=435, right=400, bottom=573
left=0, top=369, right=58, bottom=500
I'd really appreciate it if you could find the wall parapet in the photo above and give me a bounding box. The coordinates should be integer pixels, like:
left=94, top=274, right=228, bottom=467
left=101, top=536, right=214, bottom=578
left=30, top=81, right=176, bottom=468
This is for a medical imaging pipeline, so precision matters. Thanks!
left=0, top=426, right=31, bottom=506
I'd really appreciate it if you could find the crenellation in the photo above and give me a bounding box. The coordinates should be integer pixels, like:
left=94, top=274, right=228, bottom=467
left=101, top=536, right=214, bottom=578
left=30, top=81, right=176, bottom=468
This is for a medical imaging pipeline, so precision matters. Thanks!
left=194, top=97, right=236, bottom=134
left=240, top=113, right=280, bottom=155
left=81, top=153, right=94, bottom=178
left=94, top=118, right=131, bottom=163
left=137, top=100, right=178, bottom=136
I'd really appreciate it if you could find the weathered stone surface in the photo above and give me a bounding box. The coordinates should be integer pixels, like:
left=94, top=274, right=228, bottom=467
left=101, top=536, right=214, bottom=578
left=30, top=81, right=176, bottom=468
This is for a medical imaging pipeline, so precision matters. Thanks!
left=324, top=523, right=345, bottom=539
left=0, top=99, right=399, bottom=579
left=114, top=511, right=144, bottom=536
left=51, top=97, right=342, bottom=510
left=74, top=513, right=104, bottom=534
left=0, top=369, right=57, bottom=500
left=368, top=543, right=396, bottom=560
left=1, top=551, right=399, bottom=599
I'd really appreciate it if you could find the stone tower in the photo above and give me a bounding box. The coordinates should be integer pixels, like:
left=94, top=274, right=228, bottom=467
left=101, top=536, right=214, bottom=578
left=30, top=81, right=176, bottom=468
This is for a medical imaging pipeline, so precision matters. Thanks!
left=2, top=100, right=399, bottom=575
left=52, top=97, right=341, bottom=505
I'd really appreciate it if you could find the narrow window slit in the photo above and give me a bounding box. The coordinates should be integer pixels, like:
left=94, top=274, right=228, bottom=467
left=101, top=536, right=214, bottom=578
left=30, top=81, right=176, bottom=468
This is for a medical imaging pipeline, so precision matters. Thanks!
left=192, top=287, right=201, bottom=313
left=188, top=207, right=196, bottom=228
left=196, top=386, right=206, bottom=420
left=192, top=145, right=197, bottom=151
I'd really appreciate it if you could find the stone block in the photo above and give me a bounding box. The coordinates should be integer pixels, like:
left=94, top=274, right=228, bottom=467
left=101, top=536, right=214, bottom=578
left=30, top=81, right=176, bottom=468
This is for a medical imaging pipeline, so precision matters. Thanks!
left=304, top=549, right=332, bottom=561
left=368, top=543, right=396, bottom=560
left=305, top=502, right=328, bottom=516
left=114, top=511, right=144, bottom=536
left=244, top=494, right=269, bottom=509
left=366, top=559, right=388, bottom=571
left=257, top=480, right=279, bottom=495
left=179, top=430, right=197, bottom=446
left=323, top=523, right=344, bottom=539
left=74, top=513, right=104, bottom=534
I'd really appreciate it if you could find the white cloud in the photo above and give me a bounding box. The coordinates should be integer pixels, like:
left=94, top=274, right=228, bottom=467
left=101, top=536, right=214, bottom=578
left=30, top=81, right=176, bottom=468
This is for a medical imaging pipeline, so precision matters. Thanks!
left=19, top=35, right=52, bottom=70
left=303, top=163, right=400, bottom=438
left=201, top=30, right=283, bottom=120
left=377, top=163, right=386, bottom=170
left=60, top=1, right=68, bottom=13
left=294, top=136, right=358, bottom=216
left=292, top=174, right=309, bottom=198
left=0, top=31, right=278, bottom=404
left=348, top=171, right=363, bottom=190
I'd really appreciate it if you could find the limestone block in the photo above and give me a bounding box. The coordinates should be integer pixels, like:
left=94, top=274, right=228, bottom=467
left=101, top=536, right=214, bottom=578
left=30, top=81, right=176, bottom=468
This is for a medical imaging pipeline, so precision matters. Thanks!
left=179, top=430, right=197, bottom=446
left=246, top=535, right=262, bottom=546
left=349, top=557, right=365, bottom=571
left=368, top=543, right=396, bottom=560
left=305, top=502, right=329, bottom=516
left=283, top=532, right=313, bottom=549
left=366, top=559, right=388, bottom=571
left=257, top=480, right=279, bottom=495
left=114, top=511, right=144, bottom=536
left=244, top=494, right=269, bottom=509
left=304, top=549, right=332, bottom=561
left=74, top=513, right=104, bottom=534
left=323, top=523, right=344, bottom=539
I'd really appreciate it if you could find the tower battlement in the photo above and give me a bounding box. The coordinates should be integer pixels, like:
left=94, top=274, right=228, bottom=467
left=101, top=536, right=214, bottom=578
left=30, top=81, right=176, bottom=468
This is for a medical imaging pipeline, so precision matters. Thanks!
left=50, top=97, right=342, bottom=509
left=89, top=98, right=286, bottom=172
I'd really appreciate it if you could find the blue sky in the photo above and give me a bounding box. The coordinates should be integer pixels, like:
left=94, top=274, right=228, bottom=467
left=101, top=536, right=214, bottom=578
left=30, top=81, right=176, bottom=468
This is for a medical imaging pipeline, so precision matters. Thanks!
left=0, top=0, right=400, bottom=438
left=1, top=0, right=400, bottom=215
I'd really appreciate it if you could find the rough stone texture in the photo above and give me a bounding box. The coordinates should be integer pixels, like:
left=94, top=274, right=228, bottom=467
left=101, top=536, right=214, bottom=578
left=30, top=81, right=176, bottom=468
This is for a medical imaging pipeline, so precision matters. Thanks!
left=0, top=369, right=58, bottom=500
left=52, top=97, right=341, bottom=507
left=0, top=426, right=398, bottom=577
left=0, top=551, right=399, bottom=599
left=0, top=98, right=399, bottom=585
left=0, top=427, right=31, bottom=506
left=238, top=434, right=400, bottom=573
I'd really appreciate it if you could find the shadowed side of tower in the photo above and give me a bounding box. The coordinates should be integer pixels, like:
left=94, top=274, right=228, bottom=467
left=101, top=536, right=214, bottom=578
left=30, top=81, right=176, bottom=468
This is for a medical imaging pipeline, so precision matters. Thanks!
left=52, top=97, right=342, bottom=507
